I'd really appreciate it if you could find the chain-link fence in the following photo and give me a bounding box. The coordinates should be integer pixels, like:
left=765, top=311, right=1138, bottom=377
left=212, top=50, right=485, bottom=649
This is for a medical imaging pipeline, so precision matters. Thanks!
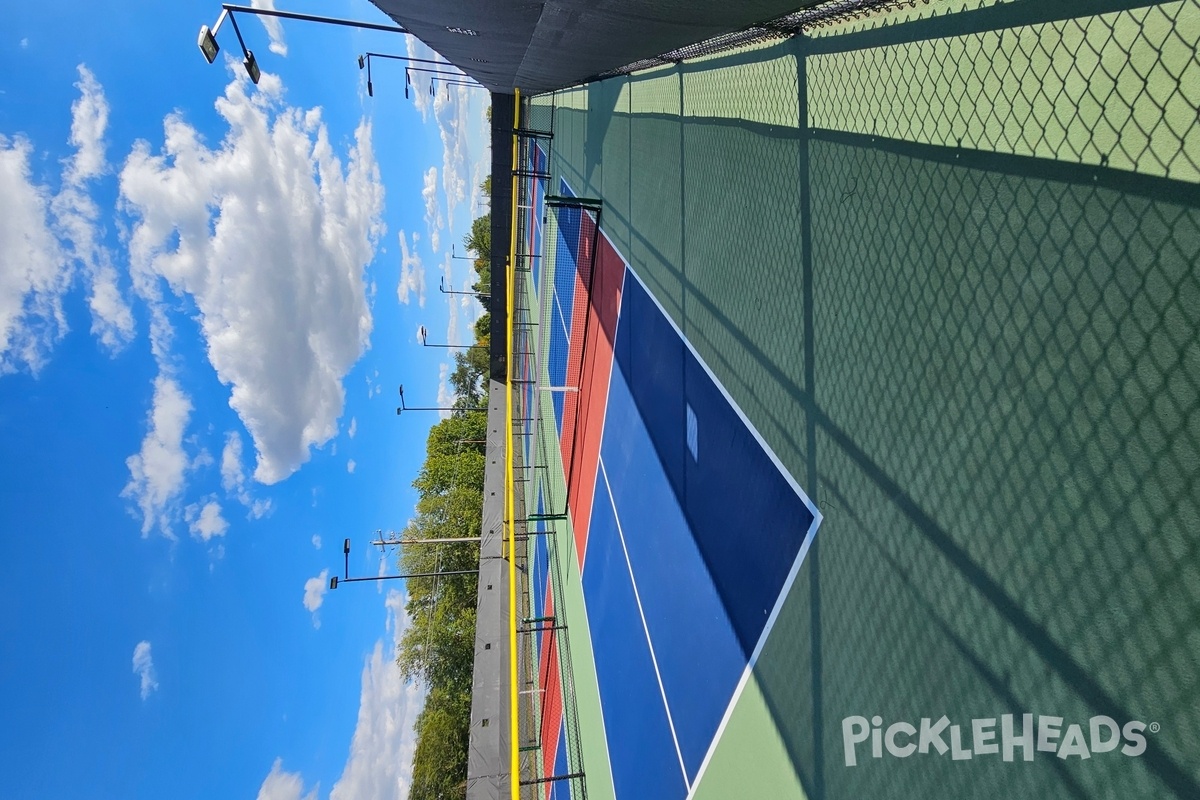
left=528, top=1, right=1199, bottom=798
left=509, top=102, right=592, bottom=798
left=592, top=0, right=946, bottom=79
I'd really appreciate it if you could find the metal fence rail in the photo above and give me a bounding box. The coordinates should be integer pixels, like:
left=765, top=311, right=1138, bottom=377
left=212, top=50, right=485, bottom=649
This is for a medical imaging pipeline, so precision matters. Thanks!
left=508, top=93, right=591, bottom=800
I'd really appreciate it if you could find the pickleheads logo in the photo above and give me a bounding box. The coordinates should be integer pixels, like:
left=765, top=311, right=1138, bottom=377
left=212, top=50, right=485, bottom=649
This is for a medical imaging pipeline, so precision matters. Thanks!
left=841, top=715, right=1155, bottom=767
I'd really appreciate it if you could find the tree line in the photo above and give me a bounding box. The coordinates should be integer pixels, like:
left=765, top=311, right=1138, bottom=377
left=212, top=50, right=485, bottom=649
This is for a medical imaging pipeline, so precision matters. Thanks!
left=397, top=196, right=492, bottom=799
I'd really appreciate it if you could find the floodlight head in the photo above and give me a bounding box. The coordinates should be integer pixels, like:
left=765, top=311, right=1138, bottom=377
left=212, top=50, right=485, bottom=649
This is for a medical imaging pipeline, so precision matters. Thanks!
left=198, top=25, right=220, bottom=64
left=343, top=538, right=351, bottom=555
left=367, top=80, right=373, bottom=97
left=243, top=50, right=261, bottom=85
left=404, top=83, right=409, bottom=100
left=358, top=54, right=365, bottom=70
left=330, top=576, right=339, bottom=589
left=396, top=407, right=402, bottom=415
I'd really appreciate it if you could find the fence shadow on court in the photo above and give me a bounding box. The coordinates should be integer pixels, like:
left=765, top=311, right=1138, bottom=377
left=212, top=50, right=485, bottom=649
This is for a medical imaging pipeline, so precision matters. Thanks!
left=554, top=2, right=1199, bottom=798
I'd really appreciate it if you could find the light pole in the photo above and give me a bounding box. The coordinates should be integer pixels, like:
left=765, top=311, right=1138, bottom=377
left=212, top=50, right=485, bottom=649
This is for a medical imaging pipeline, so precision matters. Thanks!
left=396, top=384, right=486, bottom=415
left=199, top=4, right=407, bottom=83
left=357, top=52, right=464, bottom=98
left=426, top=75, right=480, bottom=98
left=451, top=245, right=476, bottom=261
left=329, top=537, right=478, bottom=589
left=439, top=276, right=490, bottom=300
left=417, top=325, right=488, bottom=350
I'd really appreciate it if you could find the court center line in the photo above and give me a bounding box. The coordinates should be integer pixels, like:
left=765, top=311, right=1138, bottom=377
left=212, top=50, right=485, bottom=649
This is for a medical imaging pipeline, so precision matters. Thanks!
left=600, top=456, right=692, bottom=794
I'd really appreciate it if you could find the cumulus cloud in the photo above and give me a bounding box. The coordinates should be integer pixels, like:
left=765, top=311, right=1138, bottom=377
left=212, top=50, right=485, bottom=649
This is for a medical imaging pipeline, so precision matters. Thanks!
left=329, top=590, right=424, bottom=800
left=435, top=88, right=470, bottom=233
left=303, top=569, right=329, bottom=627
left=406, top=37, right=476, bottom=252
left=395, top=230, right=425, bottom=307
left=421, top=167, right=443, bottom=253
left=132, top=641, right=158, bottom=700
left=311, top=534, right=322, bottom=550
left=122, top=376, right=193, bottom=537
left=0, top=64, right=135, bottom=372
left=346, top=459, right=356, bottom=474
left=347, top=417, right=357, bottom=439
left=0, top=134, right=69, bottom=373
left=470, top=157, right=489, bottom=217
left=120, top=72, right=384, bottom=485
left=186, top=499, right=229, bottom=541
left=56, top=66, right=136, bottom=357
left=256, top=759, right=316, bottom=800
left=249, top=0, right=288, bottom=57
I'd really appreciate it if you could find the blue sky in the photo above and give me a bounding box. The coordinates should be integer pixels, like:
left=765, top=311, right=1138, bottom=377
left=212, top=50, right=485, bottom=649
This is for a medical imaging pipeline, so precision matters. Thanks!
left=0, top=1, right=489, bottom=798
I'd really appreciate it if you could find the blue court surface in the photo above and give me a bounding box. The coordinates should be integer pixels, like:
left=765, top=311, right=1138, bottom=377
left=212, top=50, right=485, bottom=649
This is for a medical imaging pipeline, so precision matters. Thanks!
left=537, top=178, right=823, bottom=798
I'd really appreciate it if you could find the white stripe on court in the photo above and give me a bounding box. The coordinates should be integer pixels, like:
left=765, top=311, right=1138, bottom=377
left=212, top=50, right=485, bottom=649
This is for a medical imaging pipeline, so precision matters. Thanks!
left=600, top=456, right=692, bottom=795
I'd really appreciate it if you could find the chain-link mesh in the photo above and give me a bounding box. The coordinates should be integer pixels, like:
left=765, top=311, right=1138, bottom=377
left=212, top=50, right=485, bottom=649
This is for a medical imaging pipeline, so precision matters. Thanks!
left=527, top=1, right=1200, bottom=798
left=807, top=0, right=1200, bottom=181
left=592, top=0, right=941, bottom=79
left=522, top=94, right=557, bottom=137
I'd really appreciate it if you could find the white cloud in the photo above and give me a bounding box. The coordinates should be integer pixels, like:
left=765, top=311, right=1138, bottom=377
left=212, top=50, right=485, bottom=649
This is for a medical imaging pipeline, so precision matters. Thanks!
left=311, top=534, right=322, bottom=550
left=186, top=499, right=229, bottom=541
left=395, top=230, right=425, bottom=307
left=20, top=38, right=28, bottom=48
left=220, top=431, right=245, bottom=493
left=303, top=569, right=329, bottom=627
left=436, top=362, right=454, bottom=421
left=420, top=167, right=443, bottom=253
left=0, top=134, right=69, bottom=374
left=0, top=64, right=136, bottom=371
left=435, top=88, right=470, bottom=234
left=406, top=37, right=433, bottom=123
left=63, top=65, right=107, bottom=184
left=122, top=376, right=193, bottom=538
left=256, top=759, right=316, bottom=800
left=329, top=590, right=424, bottom=800
left=347, top=417, right=357, bottom=438
left=346, top=459, right=356, bottom=474
left=219, top=431, right=273, bottom=519
left=120, top=72, right=384, bottom=485
left=470, top=157, right=489, bottom=217
left=249, top=0, right=288, bottom=57
left=61, top=66, right=135, bottom=354
left=132, top=641, right=158, bottom=700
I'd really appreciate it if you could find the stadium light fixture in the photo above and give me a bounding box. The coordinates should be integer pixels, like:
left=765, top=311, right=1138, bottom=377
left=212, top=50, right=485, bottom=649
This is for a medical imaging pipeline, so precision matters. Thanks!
left=329, top=535, right=477, bottom=590
left=196, top=8, right=260, bottom=84
left=439, top=276, right=490, bottom=300
left=417, top=325, right=488, bottom=350
left=356, top=52, right=466, bottom=99
left=396, top=384, right=486, bottom=415
left=199, top=5, right=408, bottom=87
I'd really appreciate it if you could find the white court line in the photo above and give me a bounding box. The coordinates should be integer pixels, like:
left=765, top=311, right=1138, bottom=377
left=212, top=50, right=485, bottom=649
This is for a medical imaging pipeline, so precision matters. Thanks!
left=600, top=457, right=692, bottom=795
left=551, top=282, right=571, bottom=344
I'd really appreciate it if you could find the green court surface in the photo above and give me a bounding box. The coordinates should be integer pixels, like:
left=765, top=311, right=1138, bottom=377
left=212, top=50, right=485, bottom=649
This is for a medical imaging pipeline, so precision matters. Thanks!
left=527, top=1, right=1199, bottom=798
